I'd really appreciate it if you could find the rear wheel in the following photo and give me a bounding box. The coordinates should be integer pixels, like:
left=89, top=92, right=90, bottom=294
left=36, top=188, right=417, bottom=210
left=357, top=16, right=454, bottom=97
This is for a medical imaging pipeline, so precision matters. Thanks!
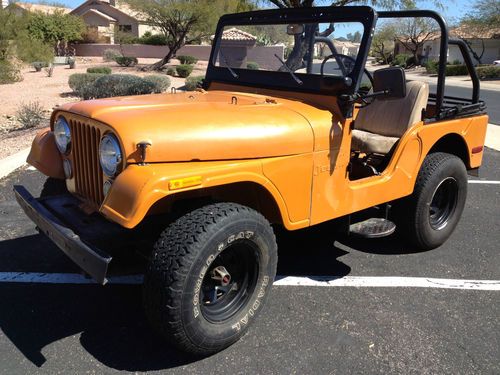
left=143, top=203, right=277, bottom=355
left=396, top=152, right=467, bottom=250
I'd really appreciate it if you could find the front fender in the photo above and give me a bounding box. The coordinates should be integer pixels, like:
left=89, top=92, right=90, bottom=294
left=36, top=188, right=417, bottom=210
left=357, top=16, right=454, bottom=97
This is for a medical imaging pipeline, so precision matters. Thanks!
left=100, top=159, right=295, bottom=229
left=26, top=128, right=64, bottom=179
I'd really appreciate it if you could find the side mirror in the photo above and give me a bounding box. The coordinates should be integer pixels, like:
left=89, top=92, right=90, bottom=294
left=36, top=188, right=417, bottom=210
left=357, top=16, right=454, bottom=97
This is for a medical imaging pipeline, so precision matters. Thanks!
left=287, top=24, right=304, bottom=35
left=373, top=67, right=406, bottom=99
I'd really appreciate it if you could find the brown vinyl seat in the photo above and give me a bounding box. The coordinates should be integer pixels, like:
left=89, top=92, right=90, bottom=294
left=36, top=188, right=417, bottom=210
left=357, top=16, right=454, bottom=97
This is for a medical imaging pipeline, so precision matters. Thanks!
left=351, top=81, right=429, bottom=155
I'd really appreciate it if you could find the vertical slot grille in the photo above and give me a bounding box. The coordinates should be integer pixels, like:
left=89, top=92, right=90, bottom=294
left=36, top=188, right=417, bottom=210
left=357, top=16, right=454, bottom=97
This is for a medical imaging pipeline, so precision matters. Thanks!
left=69, top=120, right=103, bottom=207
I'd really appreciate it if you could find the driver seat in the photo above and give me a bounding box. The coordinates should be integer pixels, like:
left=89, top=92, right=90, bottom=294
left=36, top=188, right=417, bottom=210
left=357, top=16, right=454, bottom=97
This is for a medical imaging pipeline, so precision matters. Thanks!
left=351, top=80, right=429, bottom=155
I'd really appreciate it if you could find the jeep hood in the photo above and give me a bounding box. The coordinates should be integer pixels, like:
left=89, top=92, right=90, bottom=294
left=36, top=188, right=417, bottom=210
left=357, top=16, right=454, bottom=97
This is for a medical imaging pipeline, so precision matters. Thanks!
left=58, top=90, right=316, bottom=163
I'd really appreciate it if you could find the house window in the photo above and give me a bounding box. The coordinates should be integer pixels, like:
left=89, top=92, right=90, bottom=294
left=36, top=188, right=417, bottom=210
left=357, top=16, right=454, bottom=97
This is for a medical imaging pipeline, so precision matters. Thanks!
left=119, top=25, right=132, bottom=33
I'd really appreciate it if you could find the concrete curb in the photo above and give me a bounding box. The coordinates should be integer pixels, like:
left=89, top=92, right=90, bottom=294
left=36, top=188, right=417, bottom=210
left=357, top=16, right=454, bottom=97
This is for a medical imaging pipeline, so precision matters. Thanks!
left=0, top=148, right=30, bottom=180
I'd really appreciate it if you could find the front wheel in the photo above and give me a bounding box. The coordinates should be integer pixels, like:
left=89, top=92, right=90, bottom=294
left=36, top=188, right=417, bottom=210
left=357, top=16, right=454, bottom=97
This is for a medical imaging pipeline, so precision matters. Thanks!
left=395, top=152, right=468, bottom=250
left=143, top=203, right=277, bottom=355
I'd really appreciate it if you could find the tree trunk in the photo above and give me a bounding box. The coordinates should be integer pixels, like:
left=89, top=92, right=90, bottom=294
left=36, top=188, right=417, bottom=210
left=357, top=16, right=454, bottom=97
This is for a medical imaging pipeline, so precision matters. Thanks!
left=144, top=49, right=176, bottom=71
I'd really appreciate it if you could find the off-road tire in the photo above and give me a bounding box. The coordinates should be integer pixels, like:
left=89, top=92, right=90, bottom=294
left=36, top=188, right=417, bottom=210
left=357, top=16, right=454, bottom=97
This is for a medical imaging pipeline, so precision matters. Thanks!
left=396, top=152, right=467, bottom=250
left=40, top=177, right=68, bottom=197
left=143, top=203, right=278, bottom=356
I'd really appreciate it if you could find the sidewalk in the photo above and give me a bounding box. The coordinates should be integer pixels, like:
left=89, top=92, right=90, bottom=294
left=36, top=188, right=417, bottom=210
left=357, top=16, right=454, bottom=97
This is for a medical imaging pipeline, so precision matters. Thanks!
left=366, top=64, right=500, bottom=91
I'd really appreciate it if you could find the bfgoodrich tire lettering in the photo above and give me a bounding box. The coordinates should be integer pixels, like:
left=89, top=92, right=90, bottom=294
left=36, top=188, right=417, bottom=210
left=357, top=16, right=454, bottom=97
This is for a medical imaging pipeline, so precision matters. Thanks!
left=143, top=203, right=277, bottom=355
left=396, top=152, right=467, bottom=250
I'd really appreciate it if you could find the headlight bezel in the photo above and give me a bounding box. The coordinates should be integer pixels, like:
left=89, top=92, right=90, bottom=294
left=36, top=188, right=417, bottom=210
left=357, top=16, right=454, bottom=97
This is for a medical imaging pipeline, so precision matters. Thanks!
left=99, top=133, right=123, bottom=177
left=54, top=116, right=71, bottom=155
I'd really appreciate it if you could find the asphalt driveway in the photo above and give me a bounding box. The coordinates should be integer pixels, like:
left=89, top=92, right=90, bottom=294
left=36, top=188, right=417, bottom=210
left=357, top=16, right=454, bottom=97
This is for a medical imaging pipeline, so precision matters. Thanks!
left=0, top=148, right=498, bottom=374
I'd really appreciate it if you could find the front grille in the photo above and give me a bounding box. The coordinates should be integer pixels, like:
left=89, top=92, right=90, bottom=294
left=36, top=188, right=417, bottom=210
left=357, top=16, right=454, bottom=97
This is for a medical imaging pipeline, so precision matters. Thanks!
left=69, top=119, right=104, bottom=207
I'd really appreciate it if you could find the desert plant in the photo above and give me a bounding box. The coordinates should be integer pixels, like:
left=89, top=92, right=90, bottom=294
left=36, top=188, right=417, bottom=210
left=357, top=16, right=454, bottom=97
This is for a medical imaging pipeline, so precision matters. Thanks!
left=476, top=65, right=500, bottom=79
left=103, top=48, right=122, bottom=62
left=391, top=54, right=411, bottom=68
left=142, top=75, right=171, bottom=93
left=68, top=57, right=76, bottom=69
left=176, top=55, right=198, bottom=65
left=0, top=60, right=22, bottom=84
left=445, top=64, right=468, bottom=76
left=452, top=59, right=461, bottom=65
left=16, top=101, right=46, bottom=129
left=246, top=61, right=260, bottom=70
left=185, top=75, right=204, bottom=91
left=68, top=73, right=106, bottom=97
left=176, top=64, right=193, bottom=78
left=424, top=60, right=439, bottom=74
left=87, top=67, right=112, bottom=74
left=139, top=33, right=169, bottom=45
left=45, top=64, right=54, bottom=77
left=114, top=56, right=138, bottom=67
left=89, top=74, right=156, bottom=99
left=32, top=61, right=48, bottom=72
left=166, top=67, right=176, bottom=76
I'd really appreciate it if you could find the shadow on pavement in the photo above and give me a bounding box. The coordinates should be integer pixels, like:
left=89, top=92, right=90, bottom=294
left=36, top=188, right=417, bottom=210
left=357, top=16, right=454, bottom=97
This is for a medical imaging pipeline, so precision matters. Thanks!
left=0, top=219, right=428, bottom=371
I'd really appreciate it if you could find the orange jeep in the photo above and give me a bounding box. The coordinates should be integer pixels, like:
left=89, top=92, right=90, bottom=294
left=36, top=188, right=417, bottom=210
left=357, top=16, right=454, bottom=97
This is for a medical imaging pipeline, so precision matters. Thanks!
left=15, top=7, right=488, bottom=355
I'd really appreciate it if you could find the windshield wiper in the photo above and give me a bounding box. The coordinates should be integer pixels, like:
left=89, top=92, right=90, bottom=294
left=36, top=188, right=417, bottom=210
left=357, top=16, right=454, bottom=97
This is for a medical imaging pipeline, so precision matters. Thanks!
left=219, top=51, right=239, bottom=79
left=274, top=54, right=303, bottom=85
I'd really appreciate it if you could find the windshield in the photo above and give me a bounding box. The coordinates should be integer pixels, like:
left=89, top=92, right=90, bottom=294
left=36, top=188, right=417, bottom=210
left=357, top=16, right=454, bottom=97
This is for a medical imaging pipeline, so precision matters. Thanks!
left=206, top=7, right=374, bottom=95
left=214, top=22, right=365, bottom=79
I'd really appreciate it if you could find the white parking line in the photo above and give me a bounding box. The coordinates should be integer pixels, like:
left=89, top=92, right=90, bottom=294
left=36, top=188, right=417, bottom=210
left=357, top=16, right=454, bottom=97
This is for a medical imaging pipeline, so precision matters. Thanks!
left=468, top=180, right=500, bottom=184
left=1, top=272, right=499, bottom=290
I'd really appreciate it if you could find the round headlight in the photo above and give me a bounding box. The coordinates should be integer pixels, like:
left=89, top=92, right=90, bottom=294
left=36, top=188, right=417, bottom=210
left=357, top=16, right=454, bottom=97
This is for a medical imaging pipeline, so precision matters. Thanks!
left=54, top=117, right=71, bottom=154
left=99, top=134, right=122, bottom=177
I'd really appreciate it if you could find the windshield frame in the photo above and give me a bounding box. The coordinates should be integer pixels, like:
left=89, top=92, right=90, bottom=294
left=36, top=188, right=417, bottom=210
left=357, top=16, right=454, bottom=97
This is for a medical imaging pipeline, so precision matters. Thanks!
left=205, top=6, right=377, bottom=96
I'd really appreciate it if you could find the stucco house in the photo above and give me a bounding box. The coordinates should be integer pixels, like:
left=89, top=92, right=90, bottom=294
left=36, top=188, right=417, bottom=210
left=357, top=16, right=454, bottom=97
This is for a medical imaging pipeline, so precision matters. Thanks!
left=422, top=25, right=500, bottom=65
left=70, top=0, right=155, bottom=44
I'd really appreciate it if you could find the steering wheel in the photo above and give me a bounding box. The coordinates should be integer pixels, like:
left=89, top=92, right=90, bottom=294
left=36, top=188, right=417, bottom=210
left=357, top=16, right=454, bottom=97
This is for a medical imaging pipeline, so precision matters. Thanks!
left=320, top=53, right=373, bottom=87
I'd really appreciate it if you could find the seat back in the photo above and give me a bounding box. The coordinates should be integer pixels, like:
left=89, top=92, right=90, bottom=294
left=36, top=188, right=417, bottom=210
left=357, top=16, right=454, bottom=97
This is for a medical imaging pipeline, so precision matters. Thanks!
left=355, top=81, right=429, bottom=138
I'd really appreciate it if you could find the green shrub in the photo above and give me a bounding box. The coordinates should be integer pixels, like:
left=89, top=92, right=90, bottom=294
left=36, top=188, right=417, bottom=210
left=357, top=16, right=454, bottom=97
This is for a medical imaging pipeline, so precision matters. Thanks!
left=166, top=67, right=176, bottom=76
left=103, top=49, right=122, bottom=62
left=246, top=61, right=260, bottom=70
left=142, top=75, right=171, bottom=93
left=89, top=74, right=156, bottom=99
left=185, top=75, right=204, bottom=91
left=139, top=33, right=169, bottom=45
left=176, top=64, right=193, bottom=78
left=177, top=55, right=198, bottom=65
left=391, top=53, right=411, bottom=68
left=87, top=67, right=112, bottom=74
left=14, top=35, right=54, bottom=65
left=445, top=64, right=468, bottom=76
left=424, top=60, right=439, bottom=74
left=33, top=61, right=49, bottom=72
left=68, top=73, right=106, bottom=97
left=476, top=65, right=500, bottom=79
left=16, top=101, right=46, bottom=129
left=114, top=56, right=138, bottom=67
left=452, top=59, right=461, bottom=65
left=0, top=60, right=22, bottom=84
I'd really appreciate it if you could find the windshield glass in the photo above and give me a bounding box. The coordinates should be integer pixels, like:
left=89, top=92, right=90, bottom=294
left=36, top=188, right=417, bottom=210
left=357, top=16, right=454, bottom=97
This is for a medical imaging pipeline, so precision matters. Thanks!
left=214, top=22, right=365, bottom=79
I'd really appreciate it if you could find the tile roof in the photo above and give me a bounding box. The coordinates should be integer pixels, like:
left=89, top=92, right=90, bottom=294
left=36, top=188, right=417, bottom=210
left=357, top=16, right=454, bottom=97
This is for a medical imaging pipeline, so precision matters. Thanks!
left=221, top=28, right=257, bottom=41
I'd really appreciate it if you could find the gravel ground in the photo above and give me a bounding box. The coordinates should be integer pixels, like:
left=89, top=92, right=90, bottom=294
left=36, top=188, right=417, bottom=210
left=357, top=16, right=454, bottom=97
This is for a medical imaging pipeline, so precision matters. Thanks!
left=0, top=57, right=207, bottom=158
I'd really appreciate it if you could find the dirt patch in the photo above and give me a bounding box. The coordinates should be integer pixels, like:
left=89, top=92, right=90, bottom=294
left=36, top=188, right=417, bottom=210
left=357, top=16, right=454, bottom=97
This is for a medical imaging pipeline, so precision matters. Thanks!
left=0, top=57, right=207, bottom=158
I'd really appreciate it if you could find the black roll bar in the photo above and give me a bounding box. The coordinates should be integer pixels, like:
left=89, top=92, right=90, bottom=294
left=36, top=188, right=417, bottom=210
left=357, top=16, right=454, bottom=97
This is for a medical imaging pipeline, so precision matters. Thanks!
left=448, top=39, right=480, bottom=104
left=378, top=10, right=448, bottom=117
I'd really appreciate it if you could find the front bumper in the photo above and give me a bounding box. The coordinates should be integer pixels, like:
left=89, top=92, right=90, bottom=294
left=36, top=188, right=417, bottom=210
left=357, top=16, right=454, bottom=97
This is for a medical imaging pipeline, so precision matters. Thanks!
left=14, top=185, right=112, bottom=284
